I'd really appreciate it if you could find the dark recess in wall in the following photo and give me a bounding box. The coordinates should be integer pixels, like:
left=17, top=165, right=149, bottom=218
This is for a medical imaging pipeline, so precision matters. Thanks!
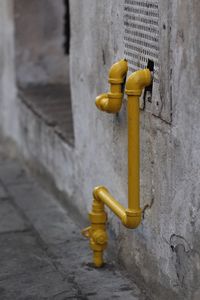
left=143, top=59, right=154, bottom=104
left=63, top=0, right=70, bottom=55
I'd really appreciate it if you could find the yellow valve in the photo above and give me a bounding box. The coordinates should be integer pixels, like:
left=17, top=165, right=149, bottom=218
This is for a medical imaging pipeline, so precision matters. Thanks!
left=93, top=229, right=107, bottom=245
left=95, top=59, right=128, bottom=113
left=82, top=197, right=107, bottom=267
left=82, top=61, right=152, bottom=267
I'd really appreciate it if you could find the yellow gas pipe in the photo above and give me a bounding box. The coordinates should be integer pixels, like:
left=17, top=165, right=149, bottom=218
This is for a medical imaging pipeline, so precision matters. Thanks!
left=82, top=60, right=152, bottom=268
left=95, top=59, right=128, bottom=113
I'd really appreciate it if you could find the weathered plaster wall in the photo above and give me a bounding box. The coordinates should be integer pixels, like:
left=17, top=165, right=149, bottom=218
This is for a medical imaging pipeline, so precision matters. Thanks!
left=70, top=1, right=200, bottom=299
left=0, top=0, right=18, bottom=140
left=0, top=0, right=79, bottom=214
left=0, top=0, right=200, bottom=299
left=14, top=0, right=69, bottom=85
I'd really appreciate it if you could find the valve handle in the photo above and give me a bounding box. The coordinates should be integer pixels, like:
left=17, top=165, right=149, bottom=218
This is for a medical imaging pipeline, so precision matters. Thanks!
left=81, top=226, right=91, bottom=238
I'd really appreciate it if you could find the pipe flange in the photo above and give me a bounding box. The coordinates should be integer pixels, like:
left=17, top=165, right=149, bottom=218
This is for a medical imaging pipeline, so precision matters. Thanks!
left=126, top=208, right=141, bottom=217
left=108, top=78, right=125, bottom=84
left=125, top=89, right=141, bottom=96
left=108, top=92, right=123, bottom=99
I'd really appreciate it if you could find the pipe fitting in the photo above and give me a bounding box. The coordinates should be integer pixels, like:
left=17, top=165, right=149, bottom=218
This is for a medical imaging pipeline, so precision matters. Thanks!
left=122, top=208, right=142, bottom=229
left=93, top=186, right=109, bottom=201
left=89, top=227, right=108, bottom=267
left=125, top=69, right=152, bottom=96
left=95, top=59, right=128, bottom=113
left=93, top=186, right=141, bottom=229
left=108, top=59, right=128, bottom=84
left=82, top=194, right=107, bottom=268
left=93, top=229, right=108, bottom=245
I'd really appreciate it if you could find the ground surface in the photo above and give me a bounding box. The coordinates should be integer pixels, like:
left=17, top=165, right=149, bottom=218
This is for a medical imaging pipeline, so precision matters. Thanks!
left=0, top=157, right=148, bottom=300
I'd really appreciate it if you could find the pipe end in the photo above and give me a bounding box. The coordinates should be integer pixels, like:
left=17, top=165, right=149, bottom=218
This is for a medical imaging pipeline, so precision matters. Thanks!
left=95, top=94, right=108, bottom=111
left=93, top=251, right=104, bottom=268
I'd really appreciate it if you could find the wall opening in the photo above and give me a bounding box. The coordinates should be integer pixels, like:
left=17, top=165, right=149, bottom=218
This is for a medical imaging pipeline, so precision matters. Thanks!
left=14, top=0, right=74, bottom=145
left=63, top=0, right=70, bottom=55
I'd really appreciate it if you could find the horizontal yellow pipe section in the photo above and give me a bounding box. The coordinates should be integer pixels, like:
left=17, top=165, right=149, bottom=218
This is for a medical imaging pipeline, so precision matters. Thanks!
left=93, top=187, right=126, bottom=220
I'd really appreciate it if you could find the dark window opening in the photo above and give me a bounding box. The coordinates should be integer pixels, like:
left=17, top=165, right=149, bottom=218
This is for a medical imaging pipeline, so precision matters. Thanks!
left=63, top=0, right=70, bottom=55
left=14, top=0, right=74, bottom=145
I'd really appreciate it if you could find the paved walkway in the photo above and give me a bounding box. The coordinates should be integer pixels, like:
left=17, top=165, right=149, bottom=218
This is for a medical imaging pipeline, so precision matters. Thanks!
left=0, top=157, right=148, bottom=300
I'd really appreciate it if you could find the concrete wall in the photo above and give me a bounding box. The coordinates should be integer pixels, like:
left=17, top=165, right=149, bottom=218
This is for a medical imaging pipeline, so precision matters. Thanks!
left=0, top=0, right=18, bottom=140
left=70, top=1, right=200, bottom=299
left=14, top=0, right=69, bottom=85
left=0, top=0, right=200, bottom=299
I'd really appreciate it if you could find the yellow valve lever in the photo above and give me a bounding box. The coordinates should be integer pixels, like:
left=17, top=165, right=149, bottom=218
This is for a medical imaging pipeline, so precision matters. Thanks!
left=81, top=226, right=91, bottom=238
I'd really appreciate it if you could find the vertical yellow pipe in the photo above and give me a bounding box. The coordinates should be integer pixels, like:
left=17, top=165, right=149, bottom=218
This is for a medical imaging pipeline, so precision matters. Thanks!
left=125, top=69, right=152, bottom=214
left=128, top=95, right=140, bottom=211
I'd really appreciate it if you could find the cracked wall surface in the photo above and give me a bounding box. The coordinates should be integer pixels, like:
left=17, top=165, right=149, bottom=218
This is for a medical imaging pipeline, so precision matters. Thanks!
left=0, top=0, right=200, bottom=299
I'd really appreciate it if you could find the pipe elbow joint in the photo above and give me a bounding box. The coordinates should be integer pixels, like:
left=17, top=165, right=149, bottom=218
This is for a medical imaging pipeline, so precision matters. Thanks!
left=93, top=186, right=108, bottom=201
left=95, top=59, right=128, bottom=113
left=108, top=59, right=128, bottom=84
left=125, top=69, right=152, bottom=97
left=95, top=93, right=122, bottom=113
left=122, top=208, right=142, bottom=229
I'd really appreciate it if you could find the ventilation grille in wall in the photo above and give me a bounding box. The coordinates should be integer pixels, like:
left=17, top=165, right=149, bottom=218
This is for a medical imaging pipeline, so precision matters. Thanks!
left=124, top=0, right=172, bottom=123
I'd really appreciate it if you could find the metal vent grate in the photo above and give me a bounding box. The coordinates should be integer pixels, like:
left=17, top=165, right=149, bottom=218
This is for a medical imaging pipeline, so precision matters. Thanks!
left=123, top=0, right=172, bottom=123
left=124, top=0, right=159, bottom=82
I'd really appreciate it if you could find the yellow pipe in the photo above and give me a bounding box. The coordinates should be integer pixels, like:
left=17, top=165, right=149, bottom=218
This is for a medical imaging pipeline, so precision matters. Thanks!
left=93, top=186, right=126, bottom=221
left=82, top=64, right=152, bottom=267
left=126, top=69, right=152, bottom=221
left=95, top=59, right=128, bottom=113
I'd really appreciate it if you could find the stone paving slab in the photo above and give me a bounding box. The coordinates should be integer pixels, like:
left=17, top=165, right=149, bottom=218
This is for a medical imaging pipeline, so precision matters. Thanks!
left=0, top=183, right=7, bottom=198
left=48, top=240, right=144, bottom=300
left=0, top=157, right=149, bottom=300
left=0, top=160, right=33, bottom=186
left=0, top=269, right=77, bottom=300
left=0, top=231, right=52, bottom=280
left=8, top=183, right=59, bottom=212
left=9, top=184, right=78, bottom=245
left=0, top=199, right=28, bottom=233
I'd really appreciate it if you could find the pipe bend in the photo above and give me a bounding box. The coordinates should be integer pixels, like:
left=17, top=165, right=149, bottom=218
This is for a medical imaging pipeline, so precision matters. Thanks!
left=108, top=59, right=128, bottom=84
left=122, top=208, right=142, bottom=229
left=93, top=186, right=109, bottom=201
left=95, top=94, right=109, bottom=112
left=93, top=186, right=141, bottom=229
left=95, top=59, right=128, bottom=113
left=125, top=69, right=152, bottom=96
left=95, top=93, right=122, bottom=113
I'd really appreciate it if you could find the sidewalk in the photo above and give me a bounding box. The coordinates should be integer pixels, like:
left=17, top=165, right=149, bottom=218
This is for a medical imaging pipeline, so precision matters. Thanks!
left=0, top=157, right=148, bottom=300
